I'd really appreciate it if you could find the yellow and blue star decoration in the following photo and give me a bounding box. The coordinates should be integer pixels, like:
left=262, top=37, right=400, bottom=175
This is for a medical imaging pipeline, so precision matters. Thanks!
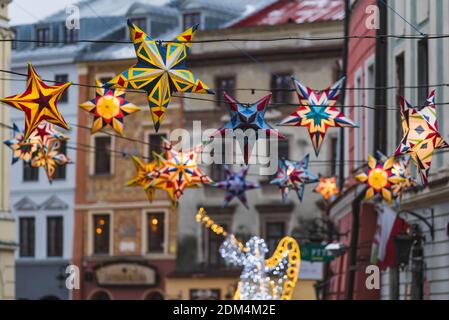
left=270, top=154, right=318, bottom=202
left=394, top=90, right=449, bottom=185
left=0, top=63, right=71, bottom=140
left=80, top=80, right=140, bottom=136
left=211, top=165, right=260, bottom=209
left=211, top=92, right=284, bottom=164
left=106, top=20, right=214, bottom=132
left=278, top=77, right=357, bottom=156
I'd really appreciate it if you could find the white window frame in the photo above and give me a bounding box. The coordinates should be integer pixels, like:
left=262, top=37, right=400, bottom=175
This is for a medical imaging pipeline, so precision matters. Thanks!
left=364, top=55, right=376, bottom=157
left=141, top=208, right=170, bottom=258
left=353, top=68, right=363, bottom=162
left=88, top=210, right=114, bottom=256
left=89, top=132, right=115, bottom=176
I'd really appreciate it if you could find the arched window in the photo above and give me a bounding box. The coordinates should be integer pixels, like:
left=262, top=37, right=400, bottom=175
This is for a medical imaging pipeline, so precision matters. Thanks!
left=144, top=291, right=164, bottom=300
left=90, top=290, right=111, bottom=300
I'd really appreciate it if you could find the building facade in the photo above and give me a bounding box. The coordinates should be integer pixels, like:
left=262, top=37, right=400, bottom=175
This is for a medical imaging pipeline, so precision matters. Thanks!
left=0, top=0, right=16, bottom=301
left=165, top=0, right=345, bottom=300
left=382, top=0, right=449, bottom=300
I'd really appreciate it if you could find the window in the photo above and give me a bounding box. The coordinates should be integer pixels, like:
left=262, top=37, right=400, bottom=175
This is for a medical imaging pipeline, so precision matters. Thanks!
left=55, top=74, right=69, bottom=103
left=93, top=214, right=110, bottom=255
left=36, top=27, right=50, bottom=47
left=271, top=73, right=292, bottom=104
left=417, top=39, right=429, bottom=104
left=266, top=138, right=289, bottom=181
left=98, top=76, right=113, bottom=85
left=148, top=133, right=167, bottom=160
left=63, top=26, right=78, bottom=44
left=47, top=217, right=63, bottom=257
left=395, top=53, right=405, bottom=147
left=94, top=136, right=111, bottom=175
left=266, top=222, right=285, bottom=255
left=147, top=212, right=165, bottom=253
left=53, top=141, right=67, bottom=180
left=215, top=76, right=236, bottom=108
left=329, top=136, right=338, bottom=176
left=183, top=13, right=201, bottom=30
left=19, top=217, right=35, bottom=257
left=210, top=138, right=226, bottom=181
left=23, top=162, right=39, bottom=182
left=129, top=17, right=147, bottom=31
left=207, top=223, right=228, bottom=266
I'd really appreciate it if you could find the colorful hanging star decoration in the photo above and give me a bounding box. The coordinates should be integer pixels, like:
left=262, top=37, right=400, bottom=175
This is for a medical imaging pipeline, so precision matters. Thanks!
left=211, top=165, right=260, bottom=209
left=270, top=154, right=318, bottom=202
left=31, top=139, right=70, bottom=183
left=80, top=80, right=140, bottom=136
left=4, top=121, right=70, bottom=183
left=211, top=92, right=284, bottom=164
left=355, top=154, right=405, bottom=203
left=0, top=63, right=71, bottom=140
left=105, top=20, right=214, bottom=132
left=127, top=155, right=160, bottom=202
left=394, top=91, right=449, bottom=185
left=314, top=176, right=339, bottom=200
left=278, top=77, right=357, bottom=156
left=146, top=139, right=213, bottom=205
left=3, top=124, right=38, bottom=164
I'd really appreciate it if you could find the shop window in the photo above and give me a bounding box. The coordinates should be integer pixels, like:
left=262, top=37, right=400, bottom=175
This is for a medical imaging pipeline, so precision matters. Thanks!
left=93, top=214, right=110, bottom=255
left=147, top=212, right=165, bottom=253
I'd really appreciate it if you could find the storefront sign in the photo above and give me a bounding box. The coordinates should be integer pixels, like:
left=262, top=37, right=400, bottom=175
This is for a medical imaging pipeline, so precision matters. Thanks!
left=301, top=243, right=335, bottom=262
left=189, top=289, right=221, bottom=300
left=95, top=263, right=156, bottom=286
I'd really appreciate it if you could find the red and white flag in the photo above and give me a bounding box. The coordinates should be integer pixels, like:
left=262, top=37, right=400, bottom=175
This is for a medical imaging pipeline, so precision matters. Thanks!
left=371, top=205, right=410, bottom=270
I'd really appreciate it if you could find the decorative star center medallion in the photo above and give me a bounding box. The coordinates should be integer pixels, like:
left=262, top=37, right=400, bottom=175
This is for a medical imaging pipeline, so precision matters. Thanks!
left=96, top=96, right=121, bottom=119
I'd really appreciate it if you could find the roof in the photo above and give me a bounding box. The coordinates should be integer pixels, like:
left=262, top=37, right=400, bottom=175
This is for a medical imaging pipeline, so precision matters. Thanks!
left=230, top=0, right=345, bottom=28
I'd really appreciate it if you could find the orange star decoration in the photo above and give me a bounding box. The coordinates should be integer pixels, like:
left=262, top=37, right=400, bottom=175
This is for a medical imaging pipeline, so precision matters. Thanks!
left=31, top=140, right=70, bottom=183
left=355, top=155, right=405, bottom=203
left=0, top=63, right=71, bottom=140
left=80, top=80, right=140, bottom=136
left=147, top=139, right=213, bottom=205
left=314, top=177, right=339, bottom=200
left=127, top=155, right=160, bottom=202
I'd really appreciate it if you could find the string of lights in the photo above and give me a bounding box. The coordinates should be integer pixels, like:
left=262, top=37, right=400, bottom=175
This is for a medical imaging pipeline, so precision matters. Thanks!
left=1, top=71, right=449, bottom=110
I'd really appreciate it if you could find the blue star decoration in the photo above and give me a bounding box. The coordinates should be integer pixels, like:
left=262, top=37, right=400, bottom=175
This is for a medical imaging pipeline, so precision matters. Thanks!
left=210, top=92, right=284, bottom=164
left=211, top=165, right=260, bottom=209
left=270, top=154, right=319, bottom=202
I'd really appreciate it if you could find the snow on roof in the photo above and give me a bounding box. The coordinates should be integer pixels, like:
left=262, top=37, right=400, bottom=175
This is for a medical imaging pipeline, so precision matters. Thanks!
left=230, top=0, right=344, bottom=28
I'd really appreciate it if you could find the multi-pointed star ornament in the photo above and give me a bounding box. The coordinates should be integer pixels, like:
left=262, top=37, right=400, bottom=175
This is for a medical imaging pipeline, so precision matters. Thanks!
left=394, top=90, right=449, bottom=185
left=80, top=80, right=140, bottom=136
left=29, top=121, right=69, bottom=146
left=355, top=154, right=405, bottom=203
left=147, top=140, right=213, bottom=205
left=278, top=77, right=357, bottom=156
left=0, top=63, right=71, bottom=140
left=270, top=154, right=319, bottom=202
left=127, top=156, right=160, bottom=202
left=211, top=165, right=260, bottom=209
left=106, top=20, right=214, bottom=132
left=314, top=176, right=339, bottom=200
left=3, top=124, right=38, bottom=164
left=31, top=140, right=70, bottom=183
left=211, top=92, right=284, bottom=164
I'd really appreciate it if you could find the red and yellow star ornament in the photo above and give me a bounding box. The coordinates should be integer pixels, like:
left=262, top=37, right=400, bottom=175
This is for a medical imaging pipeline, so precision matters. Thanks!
left=80, top=80, right=140, bottom=136
left=31, top=139, right=70, bottom=183
left=106, top=20, right=214, bottom=132
left=127, top=155, right=160, bottom=202
left=0, top=63, right=71, bottom=140
left=355, top=154, right=405, bottom=203
left=314, top=177, right=339, bottom=200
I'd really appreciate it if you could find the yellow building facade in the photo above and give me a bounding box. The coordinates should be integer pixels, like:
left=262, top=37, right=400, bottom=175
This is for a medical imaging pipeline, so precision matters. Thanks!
left=0, top=0, right=16, bottom=300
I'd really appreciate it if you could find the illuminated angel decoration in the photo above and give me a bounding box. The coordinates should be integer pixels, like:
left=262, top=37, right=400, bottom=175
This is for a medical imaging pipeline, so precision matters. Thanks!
left=147, top=139, right=212, bottom=205
left=355, top=154, right=405, bottom=203
left=196, top=208, right=300, bottom=300
left=270, top=154, right=319, bottom=202
left=0, top=63, right=71, bottom=140
left=211, top=165, right=260, bottom=209
left=80, top=80, right=140, bottom=136
left=314, top=176, right=339, bottom=200
left=106, top=20, right=214, bottom=132
left=278, top=77, right=357, bottom=156
left=210, top=92, right=284, bottom=164
left=394, top=91, right=449, bottom=185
